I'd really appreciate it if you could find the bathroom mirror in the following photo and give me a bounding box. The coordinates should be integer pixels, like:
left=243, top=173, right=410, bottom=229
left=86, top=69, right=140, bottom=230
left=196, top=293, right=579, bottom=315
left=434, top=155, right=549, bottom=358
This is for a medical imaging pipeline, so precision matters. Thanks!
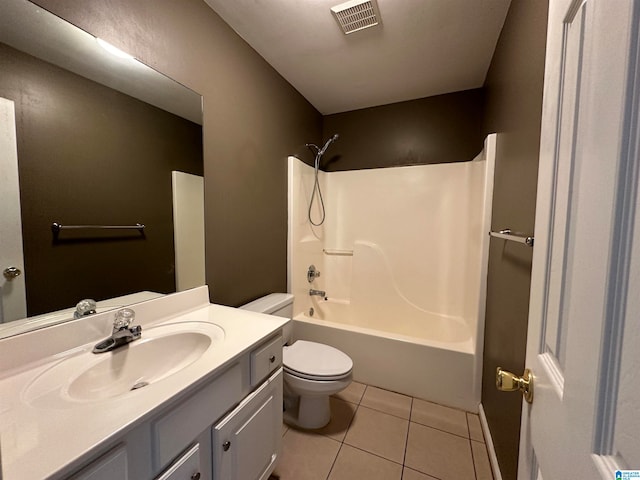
left=0, top=0, right=204, bottom=339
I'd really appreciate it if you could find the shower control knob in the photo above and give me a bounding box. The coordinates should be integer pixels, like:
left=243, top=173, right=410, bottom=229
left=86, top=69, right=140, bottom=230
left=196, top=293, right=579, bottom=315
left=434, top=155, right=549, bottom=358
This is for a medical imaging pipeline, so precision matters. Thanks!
left=307, top=264, right=321, bottom=283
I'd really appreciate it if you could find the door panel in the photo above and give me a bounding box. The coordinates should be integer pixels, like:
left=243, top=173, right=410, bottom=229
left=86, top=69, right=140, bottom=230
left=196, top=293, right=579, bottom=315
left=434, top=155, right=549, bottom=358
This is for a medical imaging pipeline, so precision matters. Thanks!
left=0, top=97, right=26, bottom=323
left=519, top=0, right=640, bottom=478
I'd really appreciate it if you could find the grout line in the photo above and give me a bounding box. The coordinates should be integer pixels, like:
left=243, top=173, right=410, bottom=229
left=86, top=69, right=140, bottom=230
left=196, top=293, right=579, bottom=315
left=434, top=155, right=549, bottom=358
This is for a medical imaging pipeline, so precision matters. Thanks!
left=400, top=396, right=414, bottom=479
left=470, top=435, right=480, bottom=480
left=319, top=398, right=359, bottom=444
left=359, top=384, right=368, bottom=404
left=466, top=412, right=486, bottom=444
left=343, top=442, right=404, bottom=467
left=402, top=397, right=413, bottom=465
left=466, top=412, right=480, bottom=479
left=325, top=441, right=344, bottom=480
left=340, top=397, right=410, bottom=470
left=355, top=402, right=412, bottom=421
left=409, top=419, right=473, bottom=441
left=326, top=397, right=362, bottom=479
left=325, top=394, right=361, bottom=478
left=402, top=466, right=445, bottom=480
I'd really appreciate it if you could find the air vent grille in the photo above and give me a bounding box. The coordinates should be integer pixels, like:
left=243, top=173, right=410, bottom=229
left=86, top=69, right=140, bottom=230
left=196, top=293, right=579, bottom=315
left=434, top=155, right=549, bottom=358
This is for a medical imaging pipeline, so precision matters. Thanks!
left=331, top=0, right=381, bottom=35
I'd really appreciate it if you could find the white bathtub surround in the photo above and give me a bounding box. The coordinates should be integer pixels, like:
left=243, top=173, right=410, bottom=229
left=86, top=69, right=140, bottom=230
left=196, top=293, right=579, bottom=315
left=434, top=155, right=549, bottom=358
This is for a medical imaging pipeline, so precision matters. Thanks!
left=288, top=134, right=496, bottom=411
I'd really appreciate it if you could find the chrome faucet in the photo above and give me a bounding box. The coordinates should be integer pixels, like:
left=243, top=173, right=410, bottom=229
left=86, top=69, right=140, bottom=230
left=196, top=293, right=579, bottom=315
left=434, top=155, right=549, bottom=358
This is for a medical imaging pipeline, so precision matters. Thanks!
left=309, top=289, right=326, bottom=298
left=93, top=308, right=142, bottom=354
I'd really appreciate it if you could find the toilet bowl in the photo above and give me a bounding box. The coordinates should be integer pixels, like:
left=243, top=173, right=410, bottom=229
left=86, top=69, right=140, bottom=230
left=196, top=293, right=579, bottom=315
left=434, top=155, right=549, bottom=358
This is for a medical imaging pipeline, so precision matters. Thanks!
left=283, top=340, right=353, bottom=428
left=240, top=293, right=353, bottom=429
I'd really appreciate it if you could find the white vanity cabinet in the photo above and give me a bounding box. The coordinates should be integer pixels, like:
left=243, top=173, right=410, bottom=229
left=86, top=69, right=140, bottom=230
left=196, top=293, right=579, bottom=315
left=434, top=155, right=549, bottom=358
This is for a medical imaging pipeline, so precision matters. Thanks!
left=62, top=332, right=284, bottom=480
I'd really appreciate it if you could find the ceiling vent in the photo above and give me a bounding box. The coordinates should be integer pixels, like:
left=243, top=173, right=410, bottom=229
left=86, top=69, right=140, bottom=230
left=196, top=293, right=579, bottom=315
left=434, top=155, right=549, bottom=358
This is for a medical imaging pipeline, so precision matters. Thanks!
left=331, top=0, right=382, bottom=35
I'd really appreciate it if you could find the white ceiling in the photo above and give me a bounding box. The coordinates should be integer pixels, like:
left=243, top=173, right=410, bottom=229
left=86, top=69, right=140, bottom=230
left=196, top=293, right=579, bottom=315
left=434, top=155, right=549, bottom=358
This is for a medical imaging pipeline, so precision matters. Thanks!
left=203, top=0, right=512, bottom=115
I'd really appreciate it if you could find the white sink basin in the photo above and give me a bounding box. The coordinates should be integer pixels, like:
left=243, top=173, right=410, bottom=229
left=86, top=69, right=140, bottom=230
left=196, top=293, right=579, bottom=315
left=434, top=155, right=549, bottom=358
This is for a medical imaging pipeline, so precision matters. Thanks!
left=23, top=321, right=225, bottom=408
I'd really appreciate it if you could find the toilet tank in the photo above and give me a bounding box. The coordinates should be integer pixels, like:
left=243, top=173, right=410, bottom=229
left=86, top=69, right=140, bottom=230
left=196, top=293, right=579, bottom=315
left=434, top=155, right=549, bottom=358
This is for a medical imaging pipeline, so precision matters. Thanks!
left=240, top=293, right=294, bottom=343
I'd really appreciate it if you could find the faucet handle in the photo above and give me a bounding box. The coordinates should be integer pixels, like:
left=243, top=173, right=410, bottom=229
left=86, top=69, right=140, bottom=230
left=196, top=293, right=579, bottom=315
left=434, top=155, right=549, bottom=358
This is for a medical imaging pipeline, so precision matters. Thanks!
left=74, top=299, right=97, bottom=319
left=307, top=265, right=321, bottom=283
left=113, top=308, right=135, bottom=330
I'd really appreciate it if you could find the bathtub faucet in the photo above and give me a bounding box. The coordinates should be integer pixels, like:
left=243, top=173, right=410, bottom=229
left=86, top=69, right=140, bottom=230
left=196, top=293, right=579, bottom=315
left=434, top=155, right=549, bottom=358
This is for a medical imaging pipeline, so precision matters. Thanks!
left=309, top=289, right=326, bottom=298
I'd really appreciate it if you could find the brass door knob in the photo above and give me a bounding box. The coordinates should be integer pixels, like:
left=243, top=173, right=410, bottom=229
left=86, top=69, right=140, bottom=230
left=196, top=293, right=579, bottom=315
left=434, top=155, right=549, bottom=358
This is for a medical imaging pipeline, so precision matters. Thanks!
left=3, top=267, right=21, bottom=280
left=496, top=367, right=534, bottom=403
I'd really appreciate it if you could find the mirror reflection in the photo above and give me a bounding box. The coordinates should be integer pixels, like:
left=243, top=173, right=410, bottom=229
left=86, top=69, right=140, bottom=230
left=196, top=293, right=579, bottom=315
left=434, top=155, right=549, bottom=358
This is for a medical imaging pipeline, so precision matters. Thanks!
left=0, top=0, right=204, bottom=338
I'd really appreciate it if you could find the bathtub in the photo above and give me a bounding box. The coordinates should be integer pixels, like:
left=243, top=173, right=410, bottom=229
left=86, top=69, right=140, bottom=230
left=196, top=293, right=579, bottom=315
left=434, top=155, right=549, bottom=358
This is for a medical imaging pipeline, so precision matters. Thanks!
left=292, top=300, right=479, bottom=412
left=287, top=135, right=496, bottom=413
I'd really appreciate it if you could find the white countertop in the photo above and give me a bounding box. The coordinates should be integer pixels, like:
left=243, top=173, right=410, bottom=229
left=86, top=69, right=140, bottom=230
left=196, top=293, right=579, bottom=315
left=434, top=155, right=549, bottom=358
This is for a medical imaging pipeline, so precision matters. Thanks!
left=0, top=291, right=164, bottom=340
left=0, top=286, right=288, bottom=480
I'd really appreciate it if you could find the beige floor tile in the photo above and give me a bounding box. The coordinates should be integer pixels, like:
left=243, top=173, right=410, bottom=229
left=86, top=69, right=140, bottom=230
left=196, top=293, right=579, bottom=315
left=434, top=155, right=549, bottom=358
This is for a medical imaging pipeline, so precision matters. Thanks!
left=467, top=413, right=484, bottom=442
left=472, top=440, right=494, bottom=480
left=360, top=386, right=412, bottom=419
left=402, top=467, right=439, bottom=480
left=405, top=422, right=475, bottom=480
left=311, top=397, right=357, bottom=442
left=273, top=429, right=341, bottom=480
left=328, top=444, right=402, bottom=480
left=344, top=405, right=409, bottom=464
left=411, top=398, right=469, bottom=438
left=332, top=381, right=366, bottom=404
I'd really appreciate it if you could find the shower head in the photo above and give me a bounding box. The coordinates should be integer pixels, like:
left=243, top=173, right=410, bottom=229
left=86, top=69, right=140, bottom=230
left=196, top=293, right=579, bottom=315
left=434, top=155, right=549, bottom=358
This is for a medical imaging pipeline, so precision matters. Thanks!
left=319, top=133, right=339, bottom=156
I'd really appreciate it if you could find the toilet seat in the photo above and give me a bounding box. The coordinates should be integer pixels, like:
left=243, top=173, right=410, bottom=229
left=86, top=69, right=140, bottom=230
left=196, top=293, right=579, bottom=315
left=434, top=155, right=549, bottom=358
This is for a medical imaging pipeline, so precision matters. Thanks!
left=283, top=340, right=353, bottom=381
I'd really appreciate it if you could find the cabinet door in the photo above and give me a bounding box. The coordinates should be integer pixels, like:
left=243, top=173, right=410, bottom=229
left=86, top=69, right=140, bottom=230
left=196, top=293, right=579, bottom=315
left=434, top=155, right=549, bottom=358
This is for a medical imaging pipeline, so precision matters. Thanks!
left=70, top=445, right=127, bottom=480
left=155, top=444, right=201, bottom=480
left=213, top=369, right=283, bottom=480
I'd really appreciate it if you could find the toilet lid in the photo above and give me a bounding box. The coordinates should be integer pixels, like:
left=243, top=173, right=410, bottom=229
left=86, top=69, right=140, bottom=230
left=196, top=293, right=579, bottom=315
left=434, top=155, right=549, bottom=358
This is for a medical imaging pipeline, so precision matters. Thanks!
left=283, top=340, right=353, bottom=379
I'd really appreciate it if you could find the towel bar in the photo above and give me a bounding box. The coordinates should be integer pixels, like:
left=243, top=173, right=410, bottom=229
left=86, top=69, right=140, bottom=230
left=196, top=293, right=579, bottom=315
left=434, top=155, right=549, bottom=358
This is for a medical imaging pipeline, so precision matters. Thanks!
left=489, top=229, right=534, bottom=247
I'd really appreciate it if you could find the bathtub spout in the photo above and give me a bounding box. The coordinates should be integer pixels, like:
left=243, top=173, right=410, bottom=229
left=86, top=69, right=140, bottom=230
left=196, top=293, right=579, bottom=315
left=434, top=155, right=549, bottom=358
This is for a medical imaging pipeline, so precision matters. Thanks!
left=309, top=289, right=326, bottom=298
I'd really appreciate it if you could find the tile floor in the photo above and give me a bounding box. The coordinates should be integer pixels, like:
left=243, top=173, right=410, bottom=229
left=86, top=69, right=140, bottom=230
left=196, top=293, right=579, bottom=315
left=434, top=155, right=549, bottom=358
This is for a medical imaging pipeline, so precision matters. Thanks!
left=272, top=382, right=494, bottom=480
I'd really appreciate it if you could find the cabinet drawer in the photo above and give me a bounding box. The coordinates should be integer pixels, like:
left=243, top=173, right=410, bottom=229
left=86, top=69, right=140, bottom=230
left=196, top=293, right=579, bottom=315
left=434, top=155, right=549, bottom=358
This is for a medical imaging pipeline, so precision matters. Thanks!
left=152, top=362, right=242, bottom=470
left=155, top=444, right=201, bottom=480
left=250, top=335, right=282, bottom=386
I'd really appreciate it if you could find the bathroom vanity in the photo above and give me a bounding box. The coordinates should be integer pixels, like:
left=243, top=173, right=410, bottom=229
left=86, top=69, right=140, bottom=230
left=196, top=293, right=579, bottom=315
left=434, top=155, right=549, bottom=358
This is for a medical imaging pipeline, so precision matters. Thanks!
left=0, top=286, right=287, bottom=480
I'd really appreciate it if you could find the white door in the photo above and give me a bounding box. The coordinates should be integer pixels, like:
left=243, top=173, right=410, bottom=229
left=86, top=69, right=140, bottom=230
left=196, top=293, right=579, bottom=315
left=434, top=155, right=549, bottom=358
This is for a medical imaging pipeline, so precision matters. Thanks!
left=0, top=97, right=26, bottom=323
left=171, top=171, right=205, bottom=291
left=516, top=0, right=640, bottom=478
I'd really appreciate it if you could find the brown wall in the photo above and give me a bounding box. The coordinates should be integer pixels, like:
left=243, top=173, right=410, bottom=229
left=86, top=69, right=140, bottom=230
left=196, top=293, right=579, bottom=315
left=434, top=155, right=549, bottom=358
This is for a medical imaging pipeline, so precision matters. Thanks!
left=481, top=1, right=549, bottom=479
left=0, top=43, right=203, bottom=315
left=322, top=89, right=485, bottom=171
left=33, top=0, right=323, bottom=307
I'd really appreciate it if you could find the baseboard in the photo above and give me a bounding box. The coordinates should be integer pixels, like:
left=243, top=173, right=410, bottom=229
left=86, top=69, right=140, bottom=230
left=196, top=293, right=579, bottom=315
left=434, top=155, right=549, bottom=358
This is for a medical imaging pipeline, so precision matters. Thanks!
left=479, top=403, right=503, bottom=480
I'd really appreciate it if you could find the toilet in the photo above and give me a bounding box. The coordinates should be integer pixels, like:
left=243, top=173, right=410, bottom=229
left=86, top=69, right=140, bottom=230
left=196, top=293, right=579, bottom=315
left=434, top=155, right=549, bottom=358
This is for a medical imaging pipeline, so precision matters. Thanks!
left=241, top=293, right=353, bottom=429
